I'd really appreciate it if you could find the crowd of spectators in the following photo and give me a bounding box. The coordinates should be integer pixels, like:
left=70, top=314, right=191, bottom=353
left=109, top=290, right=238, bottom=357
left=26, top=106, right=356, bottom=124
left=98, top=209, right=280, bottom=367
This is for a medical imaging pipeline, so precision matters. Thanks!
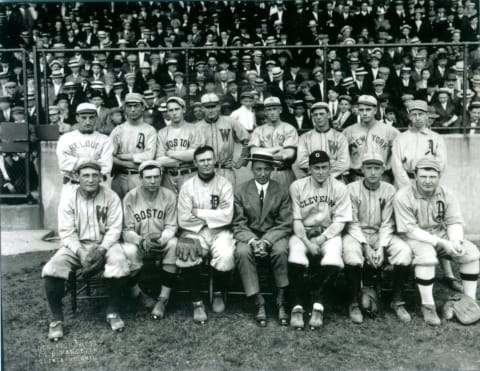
left=1, top=0, right=480, bottom=197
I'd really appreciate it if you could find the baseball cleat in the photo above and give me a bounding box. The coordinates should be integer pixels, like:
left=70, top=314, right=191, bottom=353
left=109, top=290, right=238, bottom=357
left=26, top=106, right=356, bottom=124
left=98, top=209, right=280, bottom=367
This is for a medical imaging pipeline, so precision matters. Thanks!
left=278, top=305, right=289, bottom=326
left=349, top=303, right=363, bottom=324
left=290, top=306, right=305, bottom=330
left=212, top=292, right=226, bottom=313
left=106, top=313, right=125, bottom=332
left=255, top=305, right=267, bottom=327
left=48, top=321, right=64, bottom=342
left=193, top=301, right=208, bottom=324
left=151, top=297, right=168, bottom=320
left=391, top=301, right=411, bottom=323
left=421, top=304, right=441, bottom=326
left=308, top=304, right=324, bottom=330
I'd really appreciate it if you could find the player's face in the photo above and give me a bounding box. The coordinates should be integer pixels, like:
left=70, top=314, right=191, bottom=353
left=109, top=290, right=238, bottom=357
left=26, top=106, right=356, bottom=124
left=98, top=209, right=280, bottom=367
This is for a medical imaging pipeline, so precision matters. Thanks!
left=409, top=109, right=427, bottom=129
left=203, top=103, right=220, bottom=122
left=362, top=163, right=384, bottom=185
left=310, top=161, right=330, bottom=184
left=312, top=109, right=329, bottom=131
left=416, top=168, right=440, bottom=194
left=265, top=106, right=281, bottom=123
left=194, top=150, right=215, bottom=177
left=358, top=104, right=376, bottom=125
left=251, top=161, right=273, bottom=185
left=77, top=113, right=97, bottom=133
left=167, top=102, right=185, bottom=124
left=125, top=102, right=144, bottom=121
left=78, top=167, right=101, bottom=193
left=141, top=167, right=162, bottom=192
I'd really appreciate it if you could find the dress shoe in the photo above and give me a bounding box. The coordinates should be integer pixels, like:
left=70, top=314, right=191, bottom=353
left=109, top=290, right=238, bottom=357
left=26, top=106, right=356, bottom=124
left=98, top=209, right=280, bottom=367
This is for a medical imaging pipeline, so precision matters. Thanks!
left=255, top=305, right=267, bottom=327
left=106, top=313, right=125, bottom=332
left=193, top=301, right=208, bottom=324
left=278, top=306, right=289, bottom=326
left=48, top=321, right=64, bottom=341
left=212, top=292, right=225, bottom=313
left=349, top=303, right=363, bottom=324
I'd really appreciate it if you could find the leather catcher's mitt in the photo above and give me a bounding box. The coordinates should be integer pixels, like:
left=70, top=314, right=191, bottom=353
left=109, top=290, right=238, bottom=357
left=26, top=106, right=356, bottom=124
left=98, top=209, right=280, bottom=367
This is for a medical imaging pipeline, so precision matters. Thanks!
left=143, top=233, right=166, bottom=255
left=176, top=237, right=203, bottom=268
left=443, top=294, right=480, bottom=325
left=361, top=287, right=379, bottom=315
left=80, top=247, right=106, bottom=279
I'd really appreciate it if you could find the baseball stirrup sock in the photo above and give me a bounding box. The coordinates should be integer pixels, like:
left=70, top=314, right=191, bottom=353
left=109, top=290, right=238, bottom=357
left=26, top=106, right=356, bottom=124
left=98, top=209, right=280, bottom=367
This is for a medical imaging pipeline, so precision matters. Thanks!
left=415, top=277, right=435, bottom=286
left=363, top=265, right=380, bottom=287
left=183, top=266, right=202, bottom=302
left=106, top=278, right=128, bottom=314
left=161, top=270, right=177, bottom=288
left=344, top=265, right=362, bottom=303
left=311, top=265, right=339, bottom=303
left=288, top=263, right=307, bottom=307
left=213, top=269, right=230, bottom=293
left=392, top=265, right=411, bottom=299
left=45, top=277, right=66, bottom=322
left=460, top=273, right=479, bottom=281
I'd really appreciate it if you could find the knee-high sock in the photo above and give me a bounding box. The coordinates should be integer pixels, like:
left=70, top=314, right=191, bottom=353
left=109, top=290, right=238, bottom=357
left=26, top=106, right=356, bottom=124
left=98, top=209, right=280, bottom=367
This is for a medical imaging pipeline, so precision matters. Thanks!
left=45, top=277, right=65, bottom=322
left=363, top=265, right=380, bottom=288
left=106, top=277, right=128, bottom=314
left=288, top=263, right=307, bottom=308
left=415, top=266, right=435, bottom=305
left=183, top=266, right=202, bottom=302
left=212, top=269, right=230, bottom=293
left=344, top=265, right=361, bottom=304
left=392, top=265, right=411, bottom=302
left=460, top=260, right=479, bottom=299
left=311, top=265, right=339, bottom=304
left=159, top=269, right=177, bottom=300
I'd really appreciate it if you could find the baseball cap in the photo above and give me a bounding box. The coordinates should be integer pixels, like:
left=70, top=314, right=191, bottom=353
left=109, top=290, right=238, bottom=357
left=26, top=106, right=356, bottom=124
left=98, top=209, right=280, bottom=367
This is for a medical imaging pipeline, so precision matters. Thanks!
left=309, top=150, right=330, bottom=166
left=240, top=91, right=254, bottom=100
left=408, top=100, right=428, bottom=113
left=76, top=160, right=101, bottom=173
left=361, top=152, right=384, bottom=166
left=311, top=102, right=329, bottom=112
left=166, top=96, right=186, bottom=108
left=264, top=96, right=282, bottom=107
left=139, top=160, right=162, bottom=173
left=358, top=95, right=378, bottom=107
left=48, top=105, right=60, bottom=115
left=201, top=93, right=220, bottom=106
left=415, top=158, right=441, bottom=173
left=76, top=102, right=97, bottom=114
left=125, top=93, right=145, bottom=105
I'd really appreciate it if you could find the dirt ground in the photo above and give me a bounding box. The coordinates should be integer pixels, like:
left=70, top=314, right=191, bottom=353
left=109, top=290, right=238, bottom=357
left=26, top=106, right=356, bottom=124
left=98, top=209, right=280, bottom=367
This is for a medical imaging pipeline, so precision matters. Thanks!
left=2, top=250, right=480, bottom=371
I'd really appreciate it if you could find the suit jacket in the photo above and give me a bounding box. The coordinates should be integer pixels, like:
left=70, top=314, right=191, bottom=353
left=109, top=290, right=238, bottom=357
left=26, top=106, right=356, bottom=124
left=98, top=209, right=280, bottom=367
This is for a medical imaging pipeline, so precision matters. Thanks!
left=233, top=179, right=292, bottom=245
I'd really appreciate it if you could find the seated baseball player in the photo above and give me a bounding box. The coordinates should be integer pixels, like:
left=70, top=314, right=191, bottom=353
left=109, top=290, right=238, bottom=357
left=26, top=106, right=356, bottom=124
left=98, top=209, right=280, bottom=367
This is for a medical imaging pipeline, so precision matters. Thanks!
left=288, top=150, right=352, bottom=330
left=121, top=160, right=178, bottom=320
left=394, top=158, right=480, bottom=326
left=233, top=151, right=292, bottom=327
left=42, top=160, right=130, bottom=341
left=177, top=145, right=236, bottom=324
left=343, top=152, right=413, bottom=324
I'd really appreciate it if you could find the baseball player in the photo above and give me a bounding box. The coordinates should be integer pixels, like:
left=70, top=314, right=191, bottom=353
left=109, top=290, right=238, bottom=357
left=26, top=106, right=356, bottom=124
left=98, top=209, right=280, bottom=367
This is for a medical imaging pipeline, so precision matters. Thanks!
left=343, top=152, right=412, bottom=324
left=249, top=96, right=299, bottom=190
left=393, top=158, right=480, bottom=326
left=288, top=150, right=352, bottom=330
left=155, top=97, right=204, bottom=192
left=177, top=145, right=236, bottom=324
left=42, top=160, right=130, bottom=341
left=343, top=95, right=399, bottom=183
left=110, top=93, right=157, bottom=198
left=233, top=151, right=292, bottom=327
left=391, top=100, right=459, bottom=292
left=121, top=160, right=178, bottom=320
left=196, top=93, right=250, bottom=186
left=295, top=101, right=350, bottom=180
left=56, top=103, right=113, bottom=193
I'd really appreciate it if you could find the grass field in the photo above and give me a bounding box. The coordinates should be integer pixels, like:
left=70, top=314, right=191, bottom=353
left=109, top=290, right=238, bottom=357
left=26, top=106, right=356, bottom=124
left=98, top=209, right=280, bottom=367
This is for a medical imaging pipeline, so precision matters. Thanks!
left=3, top=250, right=480, bottom=371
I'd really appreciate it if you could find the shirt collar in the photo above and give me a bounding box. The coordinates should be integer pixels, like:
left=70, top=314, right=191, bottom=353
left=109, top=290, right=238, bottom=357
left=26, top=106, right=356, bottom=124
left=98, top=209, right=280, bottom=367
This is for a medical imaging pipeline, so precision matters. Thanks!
left=255, top=180, right=269, bottom=194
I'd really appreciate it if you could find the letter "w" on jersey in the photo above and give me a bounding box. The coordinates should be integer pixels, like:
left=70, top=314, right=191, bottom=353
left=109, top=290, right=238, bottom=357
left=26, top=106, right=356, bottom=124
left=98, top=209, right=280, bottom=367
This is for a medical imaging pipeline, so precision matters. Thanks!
left=328, top=140, right=339, bottom=154
left=219, top=129, right=231, bottom=142
left=96, top=206, right=109, bottom=234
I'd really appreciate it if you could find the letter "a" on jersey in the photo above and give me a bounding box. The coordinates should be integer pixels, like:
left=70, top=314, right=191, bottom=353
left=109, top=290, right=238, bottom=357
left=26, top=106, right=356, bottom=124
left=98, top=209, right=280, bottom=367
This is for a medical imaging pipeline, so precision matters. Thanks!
left=136, top=133, right=145, bottom=150
left=219, top=129, right=231, bottom=142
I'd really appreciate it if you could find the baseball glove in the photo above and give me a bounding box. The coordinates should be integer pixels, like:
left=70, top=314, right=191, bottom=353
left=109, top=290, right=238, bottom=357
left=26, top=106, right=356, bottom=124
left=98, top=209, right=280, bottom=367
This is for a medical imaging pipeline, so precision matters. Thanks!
left=142, top=233, right=167, bottom=255
left=80, top=247, right=106, bottom=279
left=176, top=237, right=203, bottom=268
left=361, top=287, right=379, bottom=315
left=443, top=294, right=480, bottom=325
left=306, top=227, right=323, bottom=239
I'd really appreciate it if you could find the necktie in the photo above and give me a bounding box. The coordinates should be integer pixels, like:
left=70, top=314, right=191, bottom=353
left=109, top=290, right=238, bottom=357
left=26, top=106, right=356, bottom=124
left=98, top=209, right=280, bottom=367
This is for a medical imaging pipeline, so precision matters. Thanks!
left=259, top=188, right=264, bottom=210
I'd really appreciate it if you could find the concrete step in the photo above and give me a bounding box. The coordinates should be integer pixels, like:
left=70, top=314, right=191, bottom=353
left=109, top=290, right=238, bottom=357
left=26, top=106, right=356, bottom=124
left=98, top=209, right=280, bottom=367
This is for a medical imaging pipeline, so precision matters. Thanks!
left=0, top=203, right=41, bottom=230
left=1, top=229, right=57, bottom=256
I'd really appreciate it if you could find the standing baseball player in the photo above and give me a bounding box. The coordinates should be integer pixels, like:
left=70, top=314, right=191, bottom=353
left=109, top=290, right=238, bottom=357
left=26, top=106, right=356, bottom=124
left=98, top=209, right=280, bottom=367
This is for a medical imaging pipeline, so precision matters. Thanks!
left=110, top=93, right=157, bottom=198
left=42, top=160, right=130, bottom=341
left=56, top=103, right=113, bottom=191
left=394, top=158, right=480, bottom=325
left=121, top=160, right=178, bottom=320
left=196, top=93, right=250, bottom=186
left=155, top=96, right=204, bottom=192
left=343, top=95, right=399, bottom=183
left=343, top=152, right=412, bottom=324
left=177, top=145, right=236, bottom=324
left=295, top=101, right=350, bottom=180
left=233, top=151, right=292, bottom=327
left=391, top=100, right=459, bottom=292
left=288, top=150, right=352, bottom=330
left=249, top=96, right=299, bottom=189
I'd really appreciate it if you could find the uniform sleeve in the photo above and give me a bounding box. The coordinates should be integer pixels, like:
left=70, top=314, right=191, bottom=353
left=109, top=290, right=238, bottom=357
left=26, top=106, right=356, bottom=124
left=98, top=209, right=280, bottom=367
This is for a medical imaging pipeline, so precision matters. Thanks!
left=289, top=182, right=303, bottom=221
left=155, top=130, right=167, bottom=160
left=323, top=182, right=352, bottom=239
left=282, top=125, right=299, bottom=148
left=330, top=133, right=350, bottom=179
left=232, top=190, right=258, bottom=243
left=196, top=179, right=234, bottom=229
left=248, top=127, right=262, bottom=147
left=190, top=125, right=205, bottom=148
left=378, top=187, right=395, bottom=247
left=178, top=181, right=205, bottom=233
left=435, top=135, right=447, bottom=172
left=56, top=135, right=80, bottom=173
left=110, top=126, right=120, bottom=154
left=58, top=191, right=82, bottom=254
left=122, top=192, right=141, bottom=245
left=100, top=191, right=123, bottom=250
left=262, top=188, right=293, bottom=245
left=295, top=133, right=310, bottom=170
left=232, top=117, right=250, bottom=144
left=391, top=136, right=411, bottom=190
left=162, top=190, right=178, bottom=241
left=132, top=127, right=157, bottom=163
left=99, top=136, right=114, bottom=175
left=346, top=185, right=367, bottom=244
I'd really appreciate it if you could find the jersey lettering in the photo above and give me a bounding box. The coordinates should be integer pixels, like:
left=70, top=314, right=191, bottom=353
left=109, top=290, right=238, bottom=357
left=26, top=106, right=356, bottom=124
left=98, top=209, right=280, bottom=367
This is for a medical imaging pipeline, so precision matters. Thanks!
left=299, top=195, right=334, bottom=208
left=219, top=129, right=231, bottom=142
left=133, top=208, right=165, bottom=222
left=426, top=139, right=434, bottom=156
left=328, top=139, right=339, bottom=155
left=166, top=138, right=189, bottom=149
left=96, top=206, right=108, bottom=225
left=211, top=195, right=220, bottom=209
left=435, top=200, right=445, bottom=222
left=371, top=134, right=388, bottom=151
left=136, top=133, right=145, bottom=150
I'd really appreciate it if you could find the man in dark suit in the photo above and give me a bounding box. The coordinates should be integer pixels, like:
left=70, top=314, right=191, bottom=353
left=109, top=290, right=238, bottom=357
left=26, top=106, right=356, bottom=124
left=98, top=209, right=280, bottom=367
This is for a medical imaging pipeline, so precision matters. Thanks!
left=233, top=152, right=292, bottom=327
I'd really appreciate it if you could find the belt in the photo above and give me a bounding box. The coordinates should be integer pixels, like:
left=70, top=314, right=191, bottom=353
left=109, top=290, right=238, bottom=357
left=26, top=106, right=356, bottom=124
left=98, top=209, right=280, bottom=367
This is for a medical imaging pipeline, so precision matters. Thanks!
left=63, top=177, right=79, bottom=184
left=215, top=163, right=232, bottom=170
left=167, top=167, right=196, bottom=176
left=120, top=169, right=139, bottom=175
